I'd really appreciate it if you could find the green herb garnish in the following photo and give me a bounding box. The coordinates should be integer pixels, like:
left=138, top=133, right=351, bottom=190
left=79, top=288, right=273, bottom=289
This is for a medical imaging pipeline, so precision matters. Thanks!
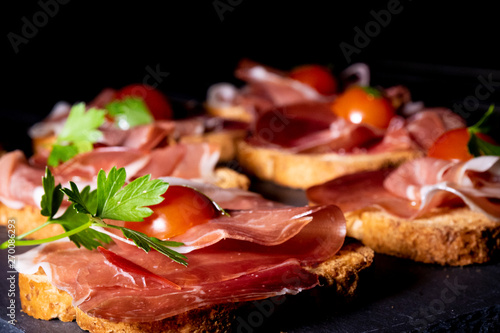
left=106, top=97, right=154, bottom=130
left=47, top=103, right=106, bottom=167
left=1, top=167, right=188, bottom=266
left=360, top=86, right=383, bottom=98
left=467, top=104, right=500, bottom=157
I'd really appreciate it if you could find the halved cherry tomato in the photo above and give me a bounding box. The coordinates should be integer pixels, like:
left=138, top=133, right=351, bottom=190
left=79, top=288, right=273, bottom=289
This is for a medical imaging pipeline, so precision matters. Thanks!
left=330, top=86, right=395, bottom=129
left=428, top=128, right=497, bottom=161
left=289, top=64, right=338, bottom=95
left=123, top=185, right=221, bottom=239
left=115, top=84, right=173, bottom=120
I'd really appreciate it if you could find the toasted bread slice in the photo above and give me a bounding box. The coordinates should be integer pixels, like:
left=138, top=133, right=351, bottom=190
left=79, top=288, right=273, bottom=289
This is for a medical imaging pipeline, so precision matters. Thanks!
left=0, top=203, right=62, bottom=240
left=205, top=104, right=253, bottom=123
left=341, top=206, right=500, bottom=266
left=237, top=141, right=421, bottom=189
left=18, top=239, right=373, bottom=333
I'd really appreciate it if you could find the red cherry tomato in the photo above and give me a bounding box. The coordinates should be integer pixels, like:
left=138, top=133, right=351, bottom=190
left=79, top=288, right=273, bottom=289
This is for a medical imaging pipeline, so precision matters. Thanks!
left=115, top=84, right=173, bottom=120
left=428, top=128, right=496, bottom=161
left=123, top=185, right=221, bottom=239
left=289, top=64, right=338, bottom=95
left=330, top=86, right=395, bottom=129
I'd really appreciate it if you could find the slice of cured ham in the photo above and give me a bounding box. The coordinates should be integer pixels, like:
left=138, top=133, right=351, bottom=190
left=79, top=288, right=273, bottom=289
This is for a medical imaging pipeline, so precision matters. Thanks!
left=206, top=59, right=333, bottom=119
left=0, top=150, right=45, bottom=208
left=406, top=108, right=466, bottom=150
left=0, top=143, right=220, bottom=209
left=53, top=147, right=150, bottom=183
left=307, top=156, right=500, bottom=221
left=247, top=101, right=401, bottom=154
left=306, top=169, right=417, bottom=218
left=234, top=58, right=330, bottom=106
left=249, top=105, right=466, bottom=155
left=16, top=203, right=345, bottom=322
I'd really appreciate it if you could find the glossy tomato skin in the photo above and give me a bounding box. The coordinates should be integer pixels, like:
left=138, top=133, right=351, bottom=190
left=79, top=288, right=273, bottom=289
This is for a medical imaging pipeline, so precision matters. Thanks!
left=115, top=84, right=173, bottom=120
left=289, top=64, right=338, bottom=95
left=330, top=86, right=395, bottom=129
left=428, top=128, right=496, bottom=161
left=123, top=185, right=221, bottom=239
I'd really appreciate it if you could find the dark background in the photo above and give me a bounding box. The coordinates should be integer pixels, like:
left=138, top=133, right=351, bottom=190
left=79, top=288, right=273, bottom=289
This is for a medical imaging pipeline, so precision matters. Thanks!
left=1, top=0, right=499, bottom=152
left=1, top=2, right=500, bottom=332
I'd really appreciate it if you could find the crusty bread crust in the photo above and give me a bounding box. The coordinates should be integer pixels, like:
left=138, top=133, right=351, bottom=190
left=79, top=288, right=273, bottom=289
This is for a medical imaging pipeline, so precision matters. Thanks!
left=19, top=267, right=76, bottom=322
left=75, top=304, right=240, bottom=333
left=213, top=167, right=250, bottom=190
left=0, top=204, right=64, bottom=239
left=205, top=104, right=253, bottom=123
left=342, top=206, right=500, bottom=266
left=237, top=141, right=421, bottom=189
left=306, top=239, right=374, bottom=295
left=32, top=135, right=56, bottom=156
left=18, top=240, right=373, bottom=332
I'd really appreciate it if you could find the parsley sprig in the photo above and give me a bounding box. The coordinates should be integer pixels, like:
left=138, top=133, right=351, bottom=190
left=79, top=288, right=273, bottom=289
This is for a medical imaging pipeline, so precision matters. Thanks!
left=1, top=167, right=188, bottom=266
left=47, top=98, right=154, bottom=167
left=106, top=97, right=154, bottom=130
left=467, top=104, right=500, bottom=157
left=47, top=103, right=106, bottom=167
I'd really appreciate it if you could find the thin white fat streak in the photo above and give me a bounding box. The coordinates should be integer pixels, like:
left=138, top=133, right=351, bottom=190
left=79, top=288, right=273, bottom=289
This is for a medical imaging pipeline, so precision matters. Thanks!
left=405, top=185, right=418, bottom=201
left=123, top=155, right=151, bottom=180
left=247, top=66, right=324, bottom=100
left=290, top=208, right=316, bottom=220
left=206, top=82, right=238, bottom=109
left=198, top=144, right=219, bottom=182
left=14, top=239, right=69, bottom=277
left=457, top=156, right=500, bottom=187
left=339, top=63, right=370, bottom=87
left=28, top=101, right=71, bottom=138
left=33, top=186, right=44, bottom=209
left=0, top=195, right=25, bottom=209
left=419, top=182, right=500, bottom=222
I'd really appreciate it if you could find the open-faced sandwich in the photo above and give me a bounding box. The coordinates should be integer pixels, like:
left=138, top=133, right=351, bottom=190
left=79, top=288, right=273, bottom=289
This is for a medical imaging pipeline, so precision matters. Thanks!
left=237, top=84, right=465, bottom=189
left=205, top=58, right=339, bottom=123
left=306, top=106, right=500, bottom=265
left=29, top=84, right=249, bottom=163
left=0, top=93, right=250, bottom=240
left=206, top=59, right=468, bottom=189
left=5, top=168, right=373, bottom=332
